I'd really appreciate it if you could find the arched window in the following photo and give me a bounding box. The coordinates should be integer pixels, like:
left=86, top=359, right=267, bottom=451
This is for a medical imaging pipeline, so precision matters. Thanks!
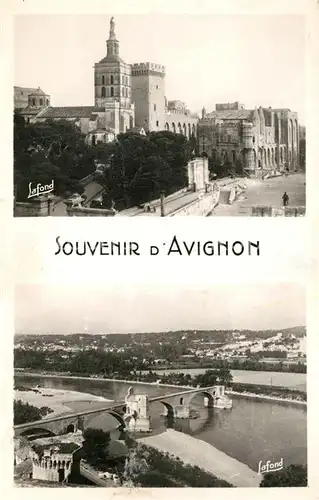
left=46, top=99, right=49, bottom=106
left=102, top=76, right=105, bottom=85
left=39, top=98, right=43, bottom=106
left=172, top=122, right=176, bottom=133
left=110, top=75, right=114, bottom=85
left=32, top=98, right=35, bottom=106
left=165, top=123, right=170, bottom=131
left=101, top=86, right=106, bottom=98
left=110, top=87, right=114, bottom=97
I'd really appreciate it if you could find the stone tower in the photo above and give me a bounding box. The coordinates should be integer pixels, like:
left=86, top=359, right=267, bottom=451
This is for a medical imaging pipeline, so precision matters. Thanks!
left=131, top=62, right=166, bottom=132
left=241, top=122, right=255, bottom=172
left=124, top=387, right=152, bottom=432
left=28, top=87, right=50, bottom=110
left=94, top=17, right=134, bottom=134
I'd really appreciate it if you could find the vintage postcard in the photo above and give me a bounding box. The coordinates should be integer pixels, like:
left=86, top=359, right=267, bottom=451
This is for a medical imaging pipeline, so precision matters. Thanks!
left=0, top=0, right=318, bottom=499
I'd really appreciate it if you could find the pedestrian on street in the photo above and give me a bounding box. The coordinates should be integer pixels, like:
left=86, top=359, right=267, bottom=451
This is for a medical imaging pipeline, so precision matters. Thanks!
left=282, top=192, right=289, bottom=206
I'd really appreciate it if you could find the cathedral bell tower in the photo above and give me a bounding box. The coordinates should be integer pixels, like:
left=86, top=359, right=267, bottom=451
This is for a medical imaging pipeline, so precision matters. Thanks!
left=94, top=17, right=134, bottom=134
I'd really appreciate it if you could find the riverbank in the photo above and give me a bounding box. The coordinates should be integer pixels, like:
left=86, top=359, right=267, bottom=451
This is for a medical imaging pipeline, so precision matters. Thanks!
left=139, top=429, right=261, bottom=487
left=226, top=390, right=306, bottom=407
left=15, top=371, right=306, bottom=406
left=14, top=387, right=112, bottom=419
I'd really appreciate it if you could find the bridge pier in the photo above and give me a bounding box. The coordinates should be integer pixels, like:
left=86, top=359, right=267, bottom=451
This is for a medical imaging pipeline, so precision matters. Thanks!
left=173, top=405, right=190, bottom=419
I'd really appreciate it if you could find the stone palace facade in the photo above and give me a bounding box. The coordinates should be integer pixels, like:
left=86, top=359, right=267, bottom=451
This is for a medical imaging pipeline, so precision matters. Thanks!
left=198, top=102, right=299, bottom=174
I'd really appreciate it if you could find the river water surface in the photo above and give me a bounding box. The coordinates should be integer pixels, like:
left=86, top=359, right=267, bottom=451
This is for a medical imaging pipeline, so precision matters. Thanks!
left=15, top=373, right=307, bottom=473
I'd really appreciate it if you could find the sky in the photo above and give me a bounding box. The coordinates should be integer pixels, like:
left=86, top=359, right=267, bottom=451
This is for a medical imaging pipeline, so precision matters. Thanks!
left=14, top=14, right=306, bottom=123
left=15, top=283, right=305, bottom=335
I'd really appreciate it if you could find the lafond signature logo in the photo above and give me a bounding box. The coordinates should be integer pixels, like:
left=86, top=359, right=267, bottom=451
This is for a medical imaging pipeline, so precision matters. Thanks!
left=258, top=458, right=284, bottom=475
left=28, top=181, right=54, bottom=199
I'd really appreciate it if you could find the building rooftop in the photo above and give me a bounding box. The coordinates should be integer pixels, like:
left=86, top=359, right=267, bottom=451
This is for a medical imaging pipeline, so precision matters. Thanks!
left=19, top=107, right=44, bottom=116
left=29, top=87, right=48, bottom=97
left=14, top=86, right=37, bottom=94
left=206, top=109, right=254, bottom=120
left=39, top=106, right=105, bottom=119
left=98, top=54, right=124, bottom=64
left=32, top=441, right=81, bottom=457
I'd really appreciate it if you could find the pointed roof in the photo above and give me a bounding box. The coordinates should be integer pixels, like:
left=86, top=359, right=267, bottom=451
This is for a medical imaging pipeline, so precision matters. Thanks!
left=29, top=87, right=48, bottom=97
left=98, top=17, right=124, bottom=64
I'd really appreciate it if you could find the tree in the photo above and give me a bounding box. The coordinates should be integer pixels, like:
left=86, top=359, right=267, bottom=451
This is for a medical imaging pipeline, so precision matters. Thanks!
left=14, top=399, right=43, bottom=425
left=100, top=131, right=192, bottom=209
left=260, top=464, right=307, bottom=487
left=82, top=428, right=111, bottom=465
left=194, top=368, right=233, bottom=388
left=14, top=116, right=96, bottom=201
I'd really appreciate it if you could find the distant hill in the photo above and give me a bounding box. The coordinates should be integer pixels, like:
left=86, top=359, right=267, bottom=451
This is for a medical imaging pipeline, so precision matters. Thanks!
left=15, top=326, right=306, bottom=345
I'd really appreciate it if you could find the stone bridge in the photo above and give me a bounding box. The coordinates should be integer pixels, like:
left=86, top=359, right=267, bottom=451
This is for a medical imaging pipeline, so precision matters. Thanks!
left=14, top=386, right=230, bottom=438
left=151, top=385, right=230, bottom=418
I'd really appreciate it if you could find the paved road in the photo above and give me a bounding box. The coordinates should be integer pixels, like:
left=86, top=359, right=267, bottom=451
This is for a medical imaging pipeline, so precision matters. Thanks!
left=211, top=173, right=306, bottom=216
left=51, top=181, right=104, bottom=216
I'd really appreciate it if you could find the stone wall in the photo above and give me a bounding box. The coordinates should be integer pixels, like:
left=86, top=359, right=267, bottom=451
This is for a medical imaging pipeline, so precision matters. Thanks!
left=251, top=206, right=305, bottom=217
left=218, top=183, right=246, bottom=205
left=65, top=206, right=116, bottom=217
left=32, top=464, right=59, bottom=482
left=169, top=191, right=219, bottom=216
left=14, top=197, right=54, bottom=217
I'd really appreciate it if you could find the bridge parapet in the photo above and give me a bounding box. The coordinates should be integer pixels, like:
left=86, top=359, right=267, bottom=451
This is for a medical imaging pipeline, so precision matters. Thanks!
left=14, top=405, right=126, bottom=438
left=14, top=386, right=232, bottom=438
left=158, top=385, right=232, bottom=419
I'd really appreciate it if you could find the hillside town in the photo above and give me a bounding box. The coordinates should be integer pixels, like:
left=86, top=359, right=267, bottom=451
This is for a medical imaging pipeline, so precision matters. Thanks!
left=15, top=327, right=307, bottom=370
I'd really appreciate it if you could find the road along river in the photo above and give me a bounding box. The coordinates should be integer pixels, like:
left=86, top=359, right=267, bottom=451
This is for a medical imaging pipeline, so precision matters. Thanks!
left=15, top=373, right=307, bottom=475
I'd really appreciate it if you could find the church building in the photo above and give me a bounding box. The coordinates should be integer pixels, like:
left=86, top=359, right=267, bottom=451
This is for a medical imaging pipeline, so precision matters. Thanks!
left=14, top=18, right=135, bottom=142
left=14, top=17, right=197, bottom=145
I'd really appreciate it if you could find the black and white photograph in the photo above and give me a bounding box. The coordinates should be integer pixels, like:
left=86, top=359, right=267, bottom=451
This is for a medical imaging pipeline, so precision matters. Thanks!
left=13, top=13, right=306, bottom=217
left=14, top=283, right=307, bottom=488
left=2, top=0, right=316, bottom=497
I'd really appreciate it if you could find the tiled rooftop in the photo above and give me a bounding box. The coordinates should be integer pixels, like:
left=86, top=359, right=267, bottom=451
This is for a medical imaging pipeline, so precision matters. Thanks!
left=39, top=106, right=105, bottom=119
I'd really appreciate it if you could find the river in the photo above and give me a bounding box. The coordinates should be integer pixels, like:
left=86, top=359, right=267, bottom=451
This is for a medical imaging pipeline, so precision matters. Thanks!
left=148, top=368, right=306, bottom=391
left=15, top=373, right=307, bottom=473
